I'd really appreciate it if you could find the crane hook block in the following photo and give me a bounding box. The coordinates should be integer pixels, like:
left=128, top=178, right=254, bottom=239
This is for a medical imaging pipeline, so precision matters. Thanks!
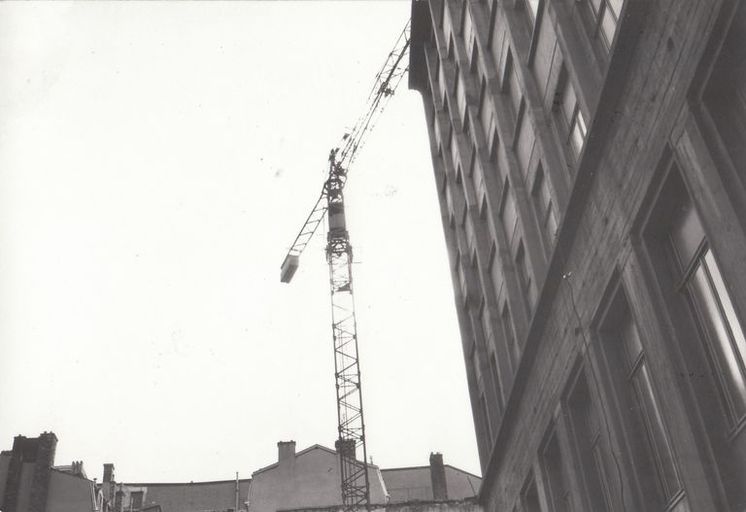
left=280, top=254, right=300, bottom=283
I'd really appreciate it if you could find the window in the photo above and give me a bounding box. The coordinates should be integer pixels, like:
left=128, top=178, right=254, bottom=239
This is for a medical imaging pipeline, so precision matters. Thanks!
left=465, top=9, right=477, bottom=68
left=502, top=304, right=520, bottom=371
left=472, top=155, right=487, bottom=209
left=470, top=40, right=479, bottom=74
left=703, top=3, right=746, bottom=184
left=585, top=0, right=624, bottom=50
left=471, top=344, right=482, bottom=384
left=667, top=187, right=746, bottom=426
left=642, top=164, right=746, bottom=512
left=489, top=246, right=503, bottom=297
left=500, top=179, right=518, bottom=245
left=515, top=241, right=533, bottom=309
left=569, top=107, right=587, bottom=158
left=533, top=165, right=559, bottom=245
left=541, top=431, right=573, bottom=512
left=480, top=392, right=493, bottom=440
left=489, top=128, right=499, bottom=162
left=566, top=370, right=615, bottom=512
left=489, top=350, right=504, bottom=408
left=515, top=103, right=535, bottom=175
left=600, top=288, right=686, bottom=510
left=456, top=252, right=470, bottom=300
left=521, top=476, right=542, bottom=512
left=479, top=78, right=495, bottom=140
left=504, top=51, right=523, bottom=121
left=130, top=491, right=144, bottom=510
left=523, top=0, right=540, bottom=26
left=439, top=62, right=448, bottom=106
left=555, top=69, right=587, bottom=159
left=456, top=66, right=467, bottom=124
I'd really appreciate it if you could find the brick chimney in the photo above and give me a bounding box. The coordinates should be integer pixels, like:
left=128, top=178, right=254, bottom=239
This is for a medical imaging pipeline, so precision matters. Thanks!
left=277, top=441, right=296, bottom=469
left=335, top=439, right=356, bottom=460
left=71, top=461, right=85, bottom=478
left=429, top=452, right=448, bottom=501
left=3, top=432, right=58, bottom=512
left=103, top=463, right=115, bottom=483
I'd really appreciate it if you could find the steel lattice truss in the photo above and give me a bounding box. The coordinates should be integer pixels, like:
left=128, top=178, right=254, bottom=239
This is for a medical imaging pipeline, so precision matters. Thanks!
left=280, top=21, right=410, bottom=512
left=325, top=160, right=370, bottom=512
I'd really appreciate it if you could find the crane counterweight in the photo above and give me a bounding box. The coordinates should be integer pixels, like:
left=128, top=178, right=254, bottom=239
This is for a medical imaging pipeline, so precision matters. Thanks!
left=280, top=254, right=300, bottom=283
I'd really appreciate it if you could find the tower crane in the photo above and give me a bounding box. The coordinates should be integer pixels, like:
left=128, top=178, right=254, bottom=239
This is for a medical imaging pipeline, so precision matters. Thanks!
left=279, top=22, right=410, bottom=512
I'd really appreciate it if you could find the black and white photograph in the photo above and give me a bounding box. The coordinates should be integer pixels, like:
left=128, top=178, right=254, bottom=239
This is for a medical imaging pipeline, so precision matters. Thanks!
left=1, top=1, right=745, bottom=511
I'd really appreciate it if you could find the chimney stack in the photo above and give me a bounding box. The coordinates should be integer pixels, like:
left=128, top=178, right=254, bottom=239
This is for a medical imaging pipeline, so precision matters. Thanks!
left=103, top=464, right=115, bottom=483
left=429, top=452, right=448, bottom=501
left=277, top=441, right=296, bottom=467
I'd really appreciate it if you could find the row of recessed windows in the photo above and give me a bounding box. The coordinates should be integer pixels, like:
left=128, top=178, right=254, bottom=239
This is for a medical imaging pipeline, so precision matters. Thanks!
left=521, top=0, right=624, bottom=56
left=428, top=3, right=542, bottom=402
left=433, top=4, right=745, bottom=507
left=507, top=166, right=746, bottom=511
left=428, top=0, right=614, bottom=439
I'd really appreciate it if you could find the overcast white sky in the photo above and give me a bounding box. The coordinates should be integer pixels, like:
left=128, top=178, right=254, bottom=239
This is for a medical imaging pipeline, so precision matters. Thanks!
left=0, top=1, right=479, bottom=484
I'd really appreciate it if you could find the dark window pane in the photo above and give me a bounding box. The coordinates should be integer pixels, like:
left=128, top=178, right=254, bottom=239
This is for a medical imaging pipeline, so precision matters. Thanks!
left=542, top=435, right=572, bottom=512
left=568, top=373, right=612, bottom=512
left=131, top=492, right=143, bottom=509
left=522, top=479, right=542, bottom=512
left=490, top=352, right=504, bottom=406
left=480, top=393, right=493, bottom=440
left=503, top=306, right=520, bottom=370
left=634, top=362, right=682, bottom=501
left=590, top=0, right=603, bottom=17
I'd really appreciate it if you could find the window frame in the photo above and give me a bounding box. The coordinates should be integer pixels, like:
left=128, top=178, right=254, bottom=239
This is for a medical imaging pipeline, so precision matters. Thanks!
left=583, top=0, right=624, bottom=52
left=553, top=67, right=588, bottom=163
left=594, top=280, right=688, bottom=511
left=532, top=164, right=559, bottom=247
left=671, top=235, right=746, bottom=430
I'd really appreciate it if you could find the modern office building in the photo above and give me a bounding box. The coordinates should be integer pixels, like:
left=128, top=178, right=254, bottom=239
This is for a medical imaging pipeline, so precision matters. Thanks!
left=409, top=0, right=746, bottom=510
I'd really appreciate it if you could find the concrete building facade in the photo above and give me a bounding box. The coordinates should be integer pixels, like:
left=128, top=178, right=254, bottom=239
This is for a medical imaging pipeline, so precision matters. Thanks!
left=409, top=0, right=746, bottom=511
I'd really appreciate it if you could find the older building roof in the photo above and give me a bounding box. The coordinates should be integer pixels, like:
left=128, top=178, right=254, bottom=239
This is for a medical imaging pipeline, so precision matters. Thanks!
left=380, top=465, right=481, bottom=503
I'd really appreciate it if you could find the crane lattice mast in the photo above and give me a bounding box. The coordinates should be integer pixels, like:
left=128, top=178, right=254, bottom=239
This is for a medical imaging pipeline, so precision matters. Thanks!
left=279, top=22, right=410, bottom=512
